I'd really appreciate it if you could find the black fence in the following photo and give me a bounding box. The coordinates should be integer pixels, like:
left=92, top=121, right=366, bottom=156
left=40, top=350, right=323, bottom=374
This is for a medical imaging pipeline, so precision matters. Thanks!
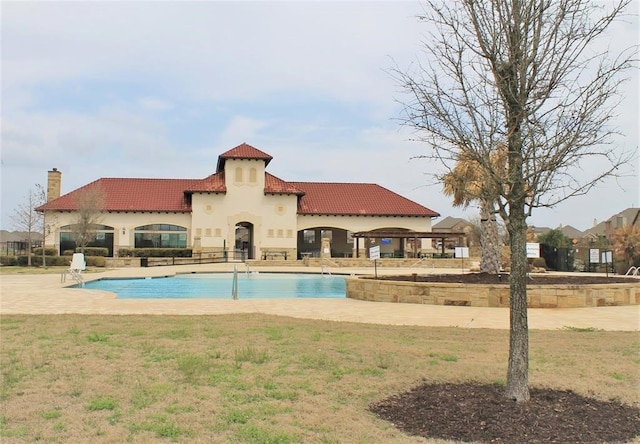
left=141, top=250, right=248, bottom=267
left=540, top=244, right=574, bottom=271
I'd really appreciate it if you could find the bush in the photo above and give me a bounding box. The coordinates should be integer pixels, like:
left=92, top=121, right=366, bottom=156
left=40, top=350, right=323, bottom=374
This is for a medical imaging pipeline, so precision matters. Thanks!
left=77, top=247, right=108, bottom=257
left=0, top=256, right=18, bottom=266
left=33, top=248, right=58, bottom=256
left=531, top=257, right=547, bottom=270
left=16, top=255, right=70, bottom=267
left=118, top=248, right=193, bottom=258
left=86, top=256, right=106, bottom=267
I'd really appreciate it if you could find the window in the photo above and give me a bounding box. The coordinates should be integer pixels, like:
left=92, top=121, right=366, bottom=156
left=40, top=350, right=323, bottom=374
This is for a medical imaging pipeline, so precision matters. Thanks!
left=321, top=229, right=333, bottom=241
left=249, top=167, right=257, bottom=183
left=235, top=167, right=243, bottom=183
left=267, top=229, right=274, bottom=238
left=136, top=224, right=186, bottom=232
left=277, top=229, right=283, bottom=238
left=134, top=224, right=187, bottom=248
left=303, top=230, right=315, bottom=244
left=59, top=225, right=115, bottom=256
left=205, top=228, right=212, bottom=237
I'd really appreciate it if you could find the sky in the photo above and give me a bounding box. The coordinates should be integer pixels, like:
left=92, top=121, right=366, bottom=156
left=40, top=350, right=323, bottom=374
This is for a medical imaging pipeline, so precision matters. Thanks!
left=2, top=0, right=639, bottom=232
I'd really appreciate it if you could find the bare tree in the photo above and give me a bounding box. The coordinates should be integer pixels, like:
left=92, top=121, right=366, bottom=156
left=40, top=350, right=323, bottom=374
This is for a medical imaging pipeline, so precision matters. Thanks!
left=395, top=0, right=635, bottom=401
left=11, top=185, right=46, bottom=266
left=71, top=185, right=106, bottom=254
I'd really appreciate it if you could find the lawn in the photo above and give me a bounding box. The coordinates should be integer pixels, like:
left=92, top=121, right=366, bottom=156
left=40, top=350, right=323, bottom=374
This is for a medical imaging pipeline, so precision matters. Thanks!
left=1, top=314, right=638, bottom=443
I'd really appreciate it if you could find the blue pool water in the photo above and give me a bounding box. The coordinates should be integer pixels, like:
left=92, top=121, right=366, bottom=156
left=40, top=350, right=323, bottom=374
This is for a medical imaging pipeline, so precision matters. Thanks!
left=80, top=273, right=346, bottom=299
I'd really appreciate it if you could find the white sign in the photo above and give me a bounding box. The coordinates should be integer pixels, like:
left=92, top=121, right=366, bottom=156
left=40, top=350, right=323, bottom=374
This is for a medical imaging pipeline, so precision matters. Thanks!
left=601, top=251, right=612, bottom=264
left=526, top=243, right=540, bottom=258
left=454, top=247, right=469, bottom=258
left=369, top=245, right=380, bottom=261
left=589, top=249, right=600, bottom=263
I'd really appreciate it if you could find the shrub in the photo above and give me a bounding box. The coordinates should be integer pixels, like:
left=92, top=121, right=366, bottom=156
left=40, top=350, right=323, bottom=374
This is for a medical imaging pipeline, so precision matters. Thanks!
left=118, top=248, right=192, bottom=258
left=531, top=257, right=547, bottom=270
left=86, top=256, right=106, bottom=267
left=77, top=247, right=108, bottom=257
left=32, top=248, right=58, bottom=256
left=16, top=255, right=70, bottom=267
left=0, top=256, right=18, bottom=266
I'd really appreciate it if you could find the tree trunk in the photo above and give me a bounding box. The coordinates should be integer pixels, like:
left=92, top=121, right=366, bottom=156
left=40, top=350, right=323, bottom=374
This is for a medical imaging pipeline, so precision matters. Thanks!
left=26, top=232, right=32, bottom=267
left=505, top=207, right=530, bottom=401
left=480, top=199, right=501, bottom=274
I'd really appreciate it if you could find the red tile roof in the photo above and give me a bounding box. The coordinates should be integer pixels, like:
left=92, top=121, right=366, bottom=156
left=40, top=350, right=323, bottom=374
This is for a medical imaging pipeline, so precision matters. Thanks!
left=39, top=145, right=439, bottom=218
left=184, top=172, right=226, bottom=193
left=39, top=178, right=197, bottom=212
left=291, top=182, right=439, bottom=217
left=216, top=143, right=273, bottom=171
left=264, top=173, right=304, bottom=195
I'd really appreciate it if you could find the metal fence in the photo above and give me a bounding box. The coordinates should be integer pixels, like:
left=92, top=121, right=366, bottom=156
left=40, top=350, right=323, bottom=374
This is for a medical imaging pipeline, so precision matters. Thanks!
left=141, top=250, right=248, bottom=267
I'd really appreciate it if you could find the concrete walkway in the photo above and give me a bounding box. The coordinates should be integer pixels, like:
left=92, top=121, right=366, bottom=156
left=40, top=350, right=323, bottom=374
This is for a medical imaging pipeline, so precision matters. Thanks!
left=1, top=264, right=638, bottom=331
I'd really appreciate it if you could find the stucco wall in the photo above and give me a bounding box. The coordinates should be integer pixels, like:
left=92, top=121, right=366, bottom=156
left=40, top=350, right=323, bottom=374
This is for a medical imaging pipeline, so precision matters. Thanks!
left=44, top=158, right=437, bottom=258
left=44, top=211, right=191, bottom=254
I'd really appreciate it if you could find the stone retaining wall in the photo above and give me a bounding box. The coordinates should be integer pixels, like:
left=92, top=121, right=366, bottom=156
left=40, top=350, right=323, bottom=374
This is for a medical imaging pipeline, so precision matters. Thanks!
left=345, top=277, right=640, bottom=308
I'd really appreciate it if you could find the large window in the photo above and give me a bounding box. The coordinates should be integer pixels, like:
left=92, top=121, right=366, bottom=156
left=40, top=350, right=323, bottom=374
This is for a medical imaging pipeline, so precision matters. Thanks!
left=134, top=224, right=187, bottom=248
left=59, top=224, right=115, bottom=256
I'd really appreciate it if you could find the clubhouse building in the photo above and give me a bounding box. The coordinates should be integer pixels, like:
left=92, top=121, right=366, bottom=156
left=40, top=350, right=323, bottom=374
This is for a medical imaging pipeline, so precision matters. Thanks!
left=39, top=143, right=441, bottom=260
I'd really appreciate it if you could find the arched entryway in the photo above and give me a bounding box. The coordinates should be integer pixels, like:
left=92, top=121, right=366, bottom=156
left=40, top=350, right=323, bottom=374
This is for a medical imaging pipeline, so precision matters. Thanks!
left=234, top=222, right=254, bottom=260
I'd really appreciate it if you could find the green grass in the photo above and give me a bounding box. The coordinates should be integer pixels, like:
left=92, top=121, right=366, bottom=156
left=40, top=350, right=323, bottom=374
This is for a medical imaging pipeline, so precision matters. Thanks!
left=0, top=314, right=637, bottom=443
left=87, top=395, right=118, bottom=411
left=561, top=326, right=603, bottom=332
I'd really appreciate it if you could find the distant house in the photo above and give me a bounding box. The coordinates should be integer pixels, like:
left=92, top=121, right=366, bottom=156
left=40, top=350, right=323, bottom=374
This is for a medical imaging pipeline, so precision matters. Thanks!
left=530, top=226, right=552, bottom=239
left=529, top=225, right=583, bottom=243
left=557, top=225, right=584, bottom=241
left=432, top=216, right=477, bottom=247
left=583, top=208, right=640, bottom=241
left=38, top=143, right=441, bottom=259
left=0, top=231, right=43, bottom=256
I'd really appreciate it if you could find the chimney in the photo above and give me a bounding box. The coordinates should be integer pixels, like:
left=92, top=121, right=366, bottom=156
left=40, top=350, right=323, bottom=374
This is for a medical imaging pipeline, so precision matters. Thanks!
left=47, top=168, right=62, bottom=202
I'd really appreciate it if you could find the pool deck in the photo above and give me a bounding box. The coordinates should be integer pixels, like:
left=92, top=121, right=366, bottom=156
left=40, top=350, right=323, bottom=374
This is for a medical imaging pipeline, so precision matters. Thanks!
left=1, top=263, right=639, bottom=331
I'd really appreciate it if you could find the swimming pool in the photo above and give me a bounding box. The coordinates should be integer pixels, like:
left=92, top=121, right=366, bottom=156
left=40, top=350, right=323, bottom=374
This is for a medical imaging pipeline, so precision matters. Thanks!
left=80, top=273, right=346, bottom=299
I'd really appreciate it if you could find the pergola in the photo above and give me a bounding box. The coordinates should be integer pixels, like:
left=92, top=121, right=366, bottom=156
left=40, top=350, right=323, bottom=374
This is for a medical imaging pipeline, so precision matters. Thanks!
left=351, top=230, right=467, bottom=258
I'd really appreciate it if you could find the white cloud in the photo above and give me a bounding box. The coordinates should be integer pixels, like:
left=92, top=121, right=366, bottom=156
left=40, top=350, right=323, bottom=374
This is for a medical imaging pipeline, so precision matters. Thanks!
left=1, top=1, right=637, bottom=231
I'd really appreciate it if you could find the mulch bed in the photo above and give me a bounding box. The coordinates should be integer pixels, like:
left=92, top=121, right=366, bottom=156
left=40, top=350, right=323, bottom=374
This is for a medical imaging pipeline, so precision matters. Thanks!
left=372, top=273, right=636, bottom=285
left=370, top=382, right=640, bottom=443
left=369, top=273, right=639, bottom=442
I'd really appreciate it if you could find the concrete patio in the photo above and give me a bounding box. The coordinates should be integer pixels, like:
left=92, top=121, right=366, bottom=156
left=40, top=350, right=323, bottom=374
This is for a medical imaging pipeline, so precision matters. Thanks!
left=1, top=264, right=638, bottom=331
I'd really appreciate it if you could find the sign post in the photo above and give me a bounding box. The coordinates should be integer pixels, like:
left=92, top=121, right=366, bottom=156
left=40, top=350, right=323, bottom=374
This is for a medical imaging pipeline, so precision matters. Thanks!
left=589, top=249, right=600, bottom=273
left=526, top=243, right=540, bottom=279
left=370, top=245, right=380, bottom=279
left=601, top=251, right=612, bottom=277
left=454, top=246, right=469, bottom=271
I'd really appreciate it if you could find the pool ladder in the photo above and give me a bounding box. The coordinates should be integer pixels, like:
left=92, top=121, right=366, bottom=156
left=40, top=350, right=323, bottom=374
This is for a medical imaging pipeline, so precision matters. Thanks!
left=232, top=265, right=239, bottom=299
left=61, top=269, right=84, bottom=287
left=321, top=265, right=332, bottom=277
